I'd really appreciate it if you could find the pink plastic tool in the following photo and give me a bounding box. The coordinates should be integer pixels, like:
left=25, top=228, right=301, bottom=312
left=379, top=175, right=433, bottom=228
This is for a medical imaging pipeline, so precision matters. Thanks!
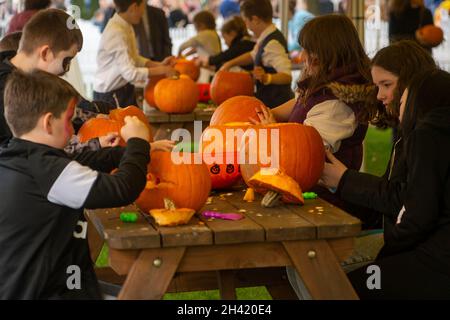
left=202, top=211, right=244, bottom=221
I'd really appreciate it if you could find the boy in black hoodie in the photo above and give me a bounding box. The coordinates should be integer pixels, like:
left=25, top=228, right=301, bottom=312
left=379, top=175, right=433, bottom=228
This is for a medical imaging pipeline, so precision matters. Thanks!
left=0, top=70, right=173, bottom=299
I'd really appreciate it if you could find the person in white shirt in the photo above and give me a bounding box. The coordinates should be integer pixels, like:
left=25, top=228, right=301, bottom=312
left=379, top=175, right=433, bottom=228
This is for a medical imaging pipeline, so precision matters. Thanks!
left=94, top=0, right=177, bottom=107
left=178, top=10, right=222, bottom=59
left=221, top=0, right=293, bottom=108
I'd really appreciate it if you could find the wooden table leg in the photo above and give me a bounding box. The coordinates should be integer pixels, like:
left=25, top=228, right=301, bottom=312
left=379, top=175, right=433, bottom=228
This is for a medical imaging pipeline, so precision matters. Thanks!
left=216, top=270, right=237, bottom=300
left=86, top=213, right=105, bottom=264
left=118, top=247, right=186, bottom=300
left=282, top=240, right=358, bottom=300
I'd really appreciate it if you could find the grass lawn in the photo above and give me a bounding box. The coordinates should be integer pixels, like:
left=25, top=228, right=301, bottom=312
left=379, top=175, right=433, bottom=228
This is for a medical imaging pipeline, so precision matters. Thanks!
left=95, top=126, right=393, bottom=299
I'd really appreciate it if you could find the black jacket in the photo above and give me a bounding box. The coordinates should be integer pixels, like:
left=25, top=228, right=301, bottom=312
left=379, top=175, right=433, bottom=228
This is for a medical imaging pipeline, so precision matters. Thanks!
left=208, top=36, right=255, bottom=70
left=338, top=106, right=450, bottom=275
left=0, top=138, right=150, bottom=299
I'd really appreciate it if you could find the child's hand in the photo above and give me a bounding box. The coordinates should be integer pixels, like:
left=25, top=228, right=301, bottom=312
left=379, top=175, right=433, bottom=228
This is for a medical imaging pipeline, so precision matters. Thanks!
left=319, top=150, right=348, bottom=189
left=220, top=62, right=232, bottom=71
left=120, top=116, right=150, bottom=142
left=249, top=105, right=276, bottom=125
left=196, top=56, right=208, bottom=67
left=252, top=67, right=266, bottom=82
left=150, top=139, right=176, bottom=152
left=99, top=132, right=120, bottom=147
left=164, top=66, right=179, bottom=78
left=162, top=56, right=176, bottom=67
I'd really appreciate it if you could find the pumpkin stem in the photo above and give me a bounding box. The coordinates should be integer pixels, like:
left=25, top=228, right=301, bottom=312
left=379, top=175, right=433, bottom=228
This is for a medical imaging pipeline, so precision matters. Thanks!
left=261, top=190, right=281, bottom=208
left=164, top=198, right=176, bottom=210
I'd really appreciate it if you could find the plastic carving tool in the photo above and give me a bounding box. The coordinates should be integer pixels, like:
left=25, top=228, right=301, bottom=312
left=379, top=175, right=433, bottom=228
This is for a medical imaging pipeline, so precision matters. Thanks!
left=202, top=211, right=244, bottom=221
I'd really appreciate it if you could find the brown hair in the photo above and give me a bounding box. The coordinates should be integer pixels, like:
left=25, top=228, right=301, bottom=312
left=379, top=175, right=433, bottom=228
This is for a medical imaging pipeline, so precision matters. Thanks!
left=0, top=32, right=22, bottom=53
left=19, top=9, right=83, bottom=55
left=24, top=0, right=51, bottom=10
left=240, top=0, right=273, bottom=23
left=4, top=70, right=79, bottom=137
left=114, top=0, right=143, bottom=13
left=221, top=16, right=250, bottom=38
left=298, top=15, right=371, bottom=97
left=371, top=40, right=437, bottom=127
left=193, top=10, right=216, bottom=30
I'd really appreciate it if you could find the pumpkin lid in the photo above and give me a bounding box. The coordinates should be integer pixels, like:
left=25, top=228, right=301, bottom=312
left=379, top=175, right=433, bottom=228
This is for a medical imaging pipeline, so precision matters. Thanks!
left=248, top=168, right=304, bottom=204
left=149, top=208, right=196, bottom=226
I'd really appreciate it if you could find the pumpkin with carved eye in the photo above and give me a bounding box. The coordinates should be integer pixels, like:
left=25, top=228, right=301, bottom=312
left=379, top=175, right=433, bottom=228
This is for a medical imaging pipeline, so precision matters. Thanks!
left=200, top=123, right=252, bottom=189
left=135, top=151, right=211, bottom=213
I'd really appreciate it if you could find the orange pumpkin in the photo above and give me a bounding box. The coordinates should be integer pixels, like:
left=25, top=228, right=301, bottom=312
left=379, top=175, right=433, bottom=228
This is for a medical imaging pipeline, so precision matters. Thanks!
left=77, top=118, right=125, bottom=145
left=239, top=123, right=325, bottom=191
left=210, top=71, right=254, bottom=105
left=210, top=96, right=265, bottom=125
left=77, top=106, right=153, bottom=144
left=109, top=105, right=152, bottom=135
left=174, top=58, right=200, bottom=81
left=154, top=75, right=199, bottom=113
left=200, top=123, right=252, bottom=189
left=136, top=151, right=211, bottom=212
left=144, top=75, right=165, bottom=108
left=416, top=24, right=444, bottom=47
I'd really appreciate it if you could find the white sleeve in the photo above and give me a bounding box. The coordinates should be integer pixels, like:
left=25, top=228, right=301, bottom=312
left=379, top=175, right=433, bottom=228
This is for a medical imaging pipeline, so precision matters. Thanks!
left=108, top=34, right=149, bottom=83
left=179, top=36, right=200, bottom=52
left=47, top=161, right=98, bottom=209
left=303, top=100, right=357, bottom=153
left=262, top=40, right=292, bottom=75
left=136, top=55, right=150, bottom=68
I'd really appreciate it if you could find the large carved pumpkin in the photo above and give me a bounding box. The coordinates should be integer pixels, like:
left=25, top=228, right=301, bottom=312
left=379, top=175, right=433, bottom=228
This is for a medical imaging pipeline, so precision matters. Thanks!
left=144, top=75, right=165, bottom=108
left=210, top=96, right=265, bottom=125
left=77, top=106, right=153, bottom=144
left=239, top=123, right=325, bottom=191
left=200, top=123, right=252, bottom=189
left=136, top=151, right=211, bottom=212
left=210, top=71, right=254, bottom=105
left=174, top=58, right=200, bottom=81
left=154, top=75, right=199, bottom=113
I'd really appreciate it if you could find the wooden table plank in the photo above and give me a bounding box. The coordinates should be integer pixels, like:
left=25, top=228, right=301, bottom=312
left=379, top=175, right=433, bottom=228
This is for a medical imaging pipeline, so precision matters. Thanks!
left=177, top=242, right=292, bottom=272
left=145, top=215, right=213, bottom=248
left=145, top=109, right=170, bottom=123
left=169, top=113, right=195, bottom=122
left=223, top=191, right=317, bottom=241
left=200, top=193, right=265, bottom=244
left=85, top=205, right=161, bottom=250
left=194, top=108, right=215, bottom=121
left=290, top=198, right=361, bottom=239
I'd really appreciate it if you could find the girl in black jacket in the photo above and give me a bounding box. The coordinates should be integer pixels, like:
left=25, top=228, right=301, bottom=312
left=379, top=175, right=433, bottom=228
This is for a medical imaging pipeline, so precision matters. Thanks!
left=199, top=16, right=255, bottom=71
left=321, top=69, right=450, bottom=299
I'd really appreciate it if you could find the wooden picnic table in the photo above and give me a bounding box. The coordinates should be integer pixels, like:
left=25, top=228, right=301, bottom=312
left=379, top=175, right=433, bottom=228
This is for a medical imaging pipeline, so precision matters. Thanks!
left=145, top=106, right=215, bottom=141
left=86, top=189, right=361, bottom=300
